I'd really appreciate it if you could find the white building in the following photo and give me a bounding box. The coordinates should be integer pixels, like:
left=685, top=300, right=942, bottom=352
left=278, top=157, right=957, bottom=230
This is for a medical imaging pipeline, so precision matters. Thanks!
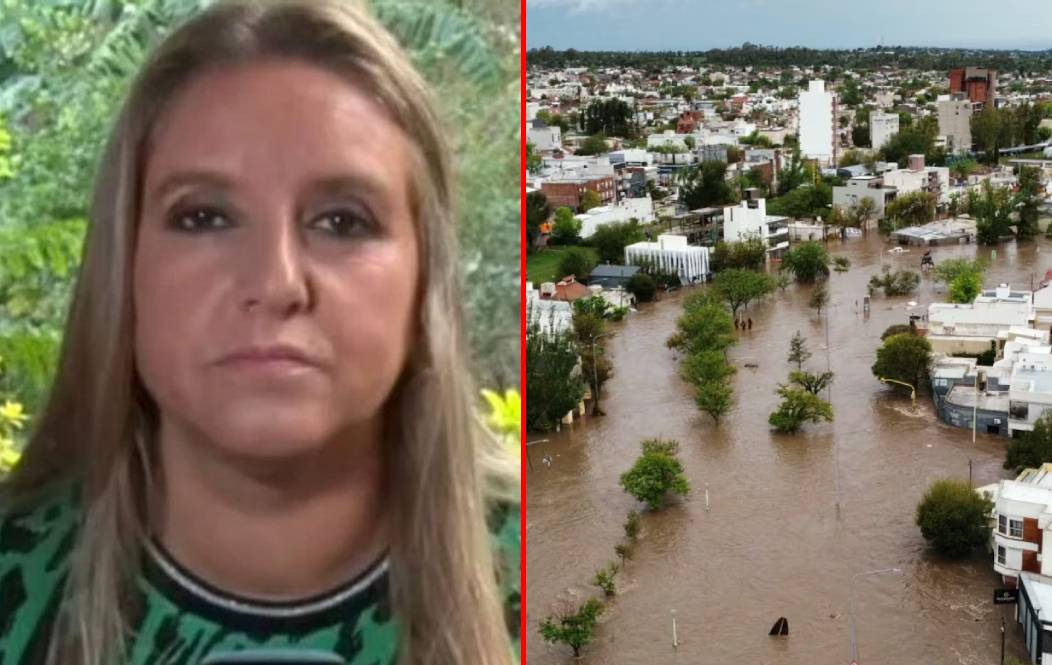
left=624, top=234, right=709, bottom=284
left=721, top=198, right=790, bottom=257
left=798, top=80, right=836, bottom=165
left=1009, top=352, right=1052, bottom=435
left=938, top=96, right=973, bottom=156
left=575, top=198, right=655, bottom=238
left=880, top=155, right=951, bottom=204
left=527, top=119, right=562, bottom=152
left=926, top=299, right=1036, bottom=355
left=832, top=176, right=898, bottom=222
left=869, top=111, right=899, bottom=151
left=525, top=282, right=572, bottom=336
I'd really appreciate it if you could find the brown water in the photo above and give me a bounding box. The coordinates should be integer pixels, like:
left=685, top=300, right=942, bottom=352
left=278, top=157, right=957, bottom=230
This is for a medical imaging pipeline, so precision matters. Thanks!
left=525, top=231, right=1050, bottom=665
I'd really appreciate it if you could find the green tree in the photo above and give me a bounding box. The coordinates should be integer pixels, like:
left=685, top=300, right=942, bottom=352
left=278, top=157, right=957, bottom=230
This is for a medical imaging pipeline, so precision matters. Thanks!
left=849, top=196, right=877, bottom=233
left=525, top=324, right=586, bottom=432
left=619, top=438, right=690, bottom=510
left=809, top=280, right=829, bottom=315
left=669, top=294, right=736, bottom=354
left=593, top=563, right=618, bottom=597
left=679, top=160, right=736, bottom=209
left=949, top=273, right=982, bottom=304
left=681, top=350, right=736, bottom=385
left=575, top=133, right=609, bottom=157
left=526, top=190, right=552, bottom=248
left=767, top=182, right=832, bottom=219
left=1016, top=165, right=1043, bottom=241
left=867, top=267, right=921, bottom=297
left=557, top=247, right=596, bottom=282
left=626, top=271, right=657, bottom=303
left=551, top=206, right=582, bottom=244
left=881, top=191, right=935, bottom=233
left=789, top=370, right=834, bottom=396
left=787, top=330, right=811, bottom=370
left=915, top=478, right=994, bottom=558
left=881, top=324, right=915, bottom=340
left=580, top=189, right=602, bottom=212
left=933, top=258, right=985, bottom=286
left=591, top=220, right=645, bottom=264
left=580, top=97, right=635, bottom=137
left=879, top=122, right=937, bottom=166
left=538, top=598, right=605, bottom=658
left=709, top=237, right=767, bottom=272
left=781, top=241, right=831, bottom=283
left=694, top=380, right=733, bottom=425
left=872, top=333, right=931, bottom=392
left=614, top=543, right=632, bottom=567
left=623, top=510, right=640, bottom=540
left=526, top=140, right=542, bottom=174
left=712, top=269, right=776, bottom=317
left=839, top=77, right=862, bottom=106
left=768, top=386, right=834, bottom=433
left=969, top=180, right=1015, bottom=244
left=971, top=105, right=1002, bottom=163
left=1005, top=412, right=1052, bottom=474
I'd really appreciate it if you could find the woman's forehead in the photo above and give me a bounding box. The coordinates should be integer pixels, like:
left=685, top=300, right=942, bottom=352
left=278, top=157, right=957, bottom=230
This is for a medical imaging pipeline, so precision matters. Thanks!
left=142, top=59, right=411, bottom=200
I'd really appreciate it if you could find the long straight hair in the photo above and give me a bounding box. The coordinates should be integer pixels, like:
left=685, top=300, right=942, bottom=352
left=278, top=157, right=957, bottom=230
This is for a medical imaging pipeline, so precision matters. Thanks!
left=1, top=1, right=517, bottom=664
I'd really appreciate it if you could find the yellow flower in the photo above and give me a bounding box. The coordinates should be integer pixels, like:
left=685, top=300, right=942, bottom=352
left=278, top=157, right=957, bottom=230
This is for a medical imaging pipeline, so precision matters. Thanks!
left=0, top=435, right=19, bottom=473
left=0, top=400, right=28, bottom=429
left=481, top=388, right=520, bottom=451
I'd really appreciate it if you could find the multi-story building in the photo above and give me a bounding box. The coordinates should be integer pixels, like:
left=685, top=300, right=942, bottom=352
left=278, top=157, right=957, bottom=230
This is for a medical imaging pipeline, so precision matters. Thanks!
left=880, top=154, right=951, bottom=205
left=977, top=463, right=1052, bottom=586
left=540, top=174, right=616, bottom=211
left=949, top=67, right=997, bottom=108
left=832, top=176, right=898, bottom=223
left=721, top=197, right=790, bottom=259
left=938, top=95, right=973, bottom=155
left=869, top=111, right=899, bottom=151
left=527, top=118, right=562, bottom=152
left=798, top=80, right=836, bottom=165
left=624, top=234, right=709, bottom=284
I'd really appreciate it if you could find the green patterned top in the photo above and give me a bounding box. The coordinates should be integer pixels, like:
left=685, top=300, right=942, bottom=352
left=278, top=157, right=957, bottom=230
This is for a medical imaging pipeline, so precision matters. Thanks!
left=0, top=487, right=520, bottom=665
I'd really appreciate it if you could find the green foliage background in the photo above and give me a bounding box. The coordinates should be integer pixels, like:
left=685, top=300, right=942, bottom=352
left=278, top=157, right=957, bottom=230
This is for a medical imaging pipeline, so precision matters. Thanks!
left=0, top=0, right=520, bottom=433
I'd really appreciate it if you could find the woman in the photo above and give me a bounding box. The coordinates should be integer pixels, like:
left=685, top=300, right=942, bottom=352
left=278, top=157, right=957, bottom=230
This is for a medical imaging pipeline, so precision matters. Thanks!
left=0, top=1, right=519, bottom=664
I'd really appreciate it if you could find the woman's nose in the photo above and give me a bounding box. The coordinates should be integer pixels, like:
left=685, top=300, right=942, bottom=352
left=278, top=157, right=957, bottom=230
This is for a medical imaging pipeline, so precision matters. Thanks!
left=238, top=218, right=313, bottom=316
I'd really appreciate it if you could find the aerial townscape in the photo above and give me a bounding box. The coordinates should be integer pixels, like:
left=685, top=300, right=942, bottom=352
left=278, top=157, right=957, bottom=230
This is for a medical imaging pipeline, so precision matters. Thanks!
left=525, top=39, right=1052, bottom=665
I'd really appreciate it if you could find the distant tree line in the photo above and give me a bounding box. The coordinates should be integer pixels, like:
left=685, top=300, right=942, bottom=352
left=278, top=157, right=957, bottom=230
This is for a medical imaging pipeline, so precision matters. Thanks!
left=527, top=45, right=1052, bottom=73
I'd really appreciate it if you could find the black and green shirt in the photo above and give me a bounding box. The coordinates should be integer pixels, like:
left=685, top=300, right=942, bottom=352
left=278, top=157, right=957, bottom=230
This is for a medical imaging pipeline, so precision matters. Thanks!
left=0, top=489, right=520, bottom=665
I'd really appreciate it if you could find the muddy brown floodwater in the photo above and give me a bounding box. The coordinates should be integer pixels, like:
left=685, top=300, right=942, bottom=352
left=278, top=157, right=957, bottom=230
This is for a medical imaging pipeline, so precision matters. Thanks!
left=525, top=231, right=1051, bottom=665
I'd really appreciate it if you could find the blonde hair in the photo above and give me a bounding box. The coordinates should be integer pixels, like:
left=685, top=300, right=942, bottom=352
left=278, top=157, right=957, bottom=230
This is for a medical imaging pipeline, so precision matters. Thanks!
left=2, top=1, right=518, bottom=664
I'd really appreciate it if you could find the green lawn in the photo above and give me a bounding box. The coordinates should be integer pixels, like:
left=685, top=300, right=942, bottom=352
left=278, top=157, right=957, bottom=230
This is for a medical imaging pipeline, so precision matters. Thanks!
left=526, top=246, right=599, bottom=284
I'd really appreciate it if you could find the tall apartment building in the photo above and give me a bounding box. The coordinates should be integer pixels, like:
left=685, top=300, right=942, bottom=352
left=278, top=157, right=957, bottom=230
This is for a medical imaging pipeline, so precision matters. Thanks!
left=948, top=67, right=997, bottom=108
left=798, top=80, right=836, bottom=166
left=937, top=94, right=973, bottom=155
left=869, top=111, right=899, bottom=151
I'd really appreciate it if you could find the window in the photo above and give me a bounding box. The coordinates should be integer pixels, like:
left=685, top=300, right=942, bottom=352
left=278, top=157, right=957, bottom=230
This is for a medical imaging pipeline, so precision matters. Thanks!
left=1010, top=519, right=1024, bottom=539
left=998, top=545, right=1006, bottom=565
left=1010, top=401, right=1029, bottom=420
left=999, top=514, right=1007, bottom=534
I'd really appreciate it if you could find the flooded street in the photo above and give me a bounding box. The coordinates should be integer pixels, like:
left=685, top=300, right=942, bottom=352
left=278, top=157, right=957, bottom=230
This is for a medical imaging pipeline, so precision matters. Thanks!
left=526, top=231, right=1048, bottom=665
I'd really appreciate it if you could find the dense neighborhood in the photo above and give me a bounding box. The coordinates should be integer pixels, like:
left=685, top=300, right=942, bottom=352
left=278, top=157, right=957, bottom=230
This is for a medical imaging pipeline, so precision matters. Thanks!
left=526, top=44, right=1052, bottom=665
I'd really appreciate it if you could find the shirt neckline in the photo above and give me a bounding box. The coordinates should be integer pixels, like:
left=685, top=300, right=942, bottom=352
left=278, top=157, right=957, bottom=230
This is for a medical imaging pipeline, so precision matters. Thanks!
left=141, top=538, right=390, bottom=632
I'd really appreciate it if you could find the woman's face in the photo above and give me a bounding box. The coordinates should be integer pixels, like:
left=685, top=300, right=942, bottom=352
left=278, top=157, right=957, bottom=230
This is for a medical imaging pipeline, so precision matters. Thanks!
left=134, top=60, right=420, bottom=459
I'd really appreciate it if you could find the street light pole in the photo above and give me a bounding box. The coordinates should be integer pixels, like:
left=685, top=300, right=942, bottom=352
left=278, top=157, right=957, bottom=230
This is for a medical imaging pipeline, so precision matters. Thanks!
left=849, top=567, right=902, bottom=664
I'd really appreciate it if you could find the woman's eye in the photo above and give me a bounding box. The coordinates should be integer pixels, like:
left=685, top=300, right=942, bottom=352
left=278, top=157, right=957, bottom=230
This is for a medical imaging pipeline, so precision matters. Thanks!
left=170, top=207, right=230, bottom=232
left=311, top=210, right=373, bottom=238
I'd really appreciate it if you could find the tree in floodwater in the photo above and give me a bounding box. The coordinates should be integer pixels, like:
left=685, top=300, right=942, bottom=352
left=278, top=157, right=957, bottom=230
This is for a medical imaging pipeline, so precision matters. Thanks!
left=539, top=598, right=605, bottom=658
left=915, top=478, right=993, bottom=558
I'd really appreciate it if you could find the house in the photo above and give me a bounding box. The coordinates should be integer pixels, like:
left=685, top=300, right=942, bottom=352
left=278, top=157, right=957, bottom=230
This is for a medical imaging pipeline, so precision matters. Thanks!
left=541, top=174, right=617, bottom=211
left=925, top=299, right=1035, bottom=355
left=575, top=198, right=654, bottom=238
left=890, top=217, right=976, bottom=246
left=527, top=118, right=562, bottom=152
left=1015, top=572, right=1052, bottom=664
left=538, top=275, right=590, bottom=303
left=832, top=176, right=898, bottom=223
left=977, top=464, right=1052, bottom=587
left=624, top=234, right=709, bottom=284
left=526, top=282, right=572, bottom=336
left=881, top=154, right=950, bottom=205
left=588, top=264, right=641, bottom=289
left=721, top=197, right=790, bottom=259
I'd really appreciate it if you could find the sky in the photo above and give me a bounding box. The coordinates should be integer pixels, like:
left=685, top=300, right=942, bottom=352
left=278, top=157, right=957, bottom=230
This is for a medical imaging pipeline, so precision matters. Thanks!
left=526, top=0, right=1052, bottom=52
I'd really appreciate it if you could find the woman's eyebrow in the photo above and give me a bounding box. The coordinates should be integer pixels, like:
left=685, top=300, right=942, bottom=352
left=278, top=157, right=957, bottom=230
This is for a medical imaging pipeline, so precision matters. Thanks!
left=150, top=170, right=235, bottom=203
left=305, top=174, right=391, bottom=202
